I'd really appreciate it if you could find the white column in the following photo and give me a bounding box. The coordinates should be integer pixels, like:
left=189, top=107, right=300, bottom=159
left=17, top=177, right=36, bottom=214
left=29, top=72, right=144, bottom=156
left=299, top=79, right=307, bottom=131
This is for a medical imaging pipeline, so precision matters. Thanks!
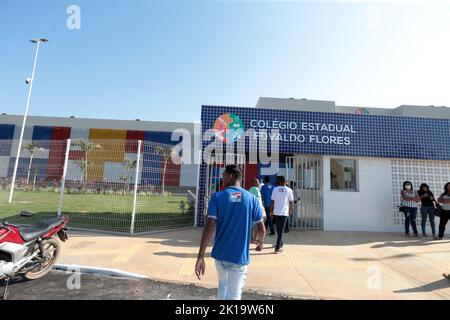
left=57, top=139, right=71, bottom=216
left=130, top=140, right=142, bottom=235
left=9, top=41, right=41, bottom=203
left=194, top=151, right=202, bottom=227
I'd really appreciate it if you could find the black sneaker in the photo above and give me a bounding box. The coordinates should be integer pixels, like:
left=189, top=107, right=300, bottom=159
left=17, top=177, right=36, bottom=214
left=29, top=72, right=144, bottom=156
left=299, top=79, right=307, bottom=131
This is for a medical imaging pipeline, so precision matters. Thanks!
left=268, top=233, right=275, bottom=236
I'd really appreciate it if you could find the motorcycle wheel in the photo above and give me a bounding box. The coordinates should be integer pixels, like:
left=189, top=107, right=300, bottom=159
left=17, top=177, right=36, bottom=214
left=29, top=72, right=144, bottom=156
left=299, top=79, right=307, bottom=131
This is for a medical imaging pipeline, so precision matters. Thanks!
left=23, top=238, right=61, bottom=280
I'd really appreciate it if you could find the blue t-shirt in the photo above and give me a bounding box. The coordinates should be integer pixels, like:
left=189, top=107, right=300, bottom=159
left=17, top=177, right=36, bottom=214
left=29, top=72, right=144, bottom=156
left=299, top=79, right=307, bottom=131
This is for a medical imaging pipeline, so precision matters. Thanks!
left=260, top=184, right=274, bottom=208
left=207, top=186, right=263, bottom=265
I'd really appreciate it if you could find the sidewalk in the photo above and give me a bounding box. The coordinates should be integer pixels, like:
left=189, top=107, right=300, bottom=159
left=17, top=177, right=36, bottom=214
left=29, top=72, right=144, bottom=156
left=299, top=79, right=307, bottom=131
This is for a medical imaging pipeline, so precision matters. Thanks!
left=58, top=229, right=450, bottom=300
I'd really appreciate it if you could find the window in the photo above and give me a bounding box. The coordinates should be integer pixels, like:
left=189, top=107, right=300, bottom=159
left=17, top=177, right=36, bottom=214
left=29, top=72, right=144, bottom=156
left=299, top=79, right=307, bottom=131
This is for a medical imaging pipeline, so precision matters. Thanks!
left=330, top=159, right=358, bottom=191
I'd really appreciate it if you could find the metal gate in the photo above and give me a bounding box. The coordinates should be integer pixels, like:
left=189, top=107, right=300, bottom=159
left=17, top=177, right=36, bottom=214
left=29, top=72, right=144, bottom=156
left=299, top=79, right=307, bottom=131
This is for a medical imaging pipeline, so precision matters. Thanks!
left=204, top=154, right=246, bottom=217
left=286, top=155, right=323, bottom=229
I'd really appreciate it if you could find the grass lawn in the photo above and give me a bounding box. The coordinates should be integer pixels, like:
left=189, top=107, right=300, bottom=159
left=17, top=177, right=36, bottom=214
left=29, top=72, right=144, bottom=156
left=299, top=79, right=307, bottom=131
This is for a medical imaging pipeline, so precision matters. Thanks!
left=0, top=190, right=194, bottom=233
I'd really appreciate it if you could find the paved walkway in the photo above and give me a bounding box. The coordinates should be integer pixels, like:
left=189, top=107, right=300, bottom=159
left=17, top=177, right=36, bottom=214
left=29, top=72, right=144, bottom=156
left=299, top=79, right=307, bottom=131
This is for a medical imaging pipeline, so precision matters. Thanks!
left=58, top=229, right=450, bottom=300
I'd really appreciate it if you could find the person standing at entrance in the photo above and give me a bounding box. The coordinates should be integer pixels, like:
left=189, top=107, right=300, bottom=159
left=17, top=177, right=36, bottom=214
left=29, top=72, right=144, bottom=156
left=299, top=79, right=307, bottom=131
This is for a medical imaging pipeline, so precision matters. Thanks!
left=258, top=179, right=264, bottom=191
left=270, top=176, right=294, bottom=253
left=288, top=181, right=301, bottom=230
left=437, top=182, right=450, bottom=240
left=195, top=165, right=265, bottom=300
left=260, top=176, right=275, bottom=236
left=417, top=183, right=437, bottom=239
left=249, top=178, right=266, bottom=244
left=400, top=181, right=420, bottom=238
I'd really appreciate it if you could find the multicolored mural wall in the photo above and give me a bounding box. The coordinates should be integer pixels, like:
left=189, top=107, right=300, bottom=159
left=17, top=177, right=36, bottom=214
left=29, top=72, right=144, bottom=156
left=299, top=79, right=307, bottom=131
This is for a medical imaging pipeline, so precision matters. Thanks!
left=0, top=124, right=196, bottom=187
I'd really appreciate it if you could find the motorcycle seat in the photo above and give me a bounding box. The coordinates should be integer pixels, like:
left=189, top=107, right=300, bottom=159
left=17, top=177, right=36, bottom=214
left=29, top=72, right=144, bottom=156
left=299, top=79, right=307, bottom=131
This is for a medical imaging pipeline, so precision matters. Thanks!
left=19, top=217, right=65, bottom=242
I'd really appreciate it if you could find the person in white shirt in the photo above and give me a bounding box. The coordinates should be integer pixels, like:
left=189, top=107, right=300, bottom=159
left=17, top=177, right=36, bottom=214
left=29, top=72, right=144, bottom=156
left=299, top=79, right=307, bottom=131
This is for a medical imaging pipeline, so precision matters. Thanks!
left=258, top=180, right=264, bottom=192
left=270, top=175, right=294, bottom=253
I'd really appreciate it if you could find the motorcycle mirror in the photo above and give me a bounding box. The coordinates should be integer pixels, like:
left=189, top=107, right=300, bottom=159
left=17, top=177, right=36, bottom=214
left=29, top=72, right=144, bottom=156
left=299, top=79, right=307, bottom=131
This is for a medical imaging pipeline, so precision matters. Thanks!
left=20, top=211, right=34, bottom=217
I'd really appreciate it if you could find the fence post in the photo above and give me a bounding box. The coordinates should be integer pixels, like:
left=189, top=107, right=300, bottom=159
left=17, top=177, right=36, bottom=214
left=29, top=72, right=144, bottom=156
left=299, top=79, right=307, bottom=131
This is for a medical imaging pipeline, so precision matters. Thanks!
left=194, top=151, right=201, bottom=228
left=57, top=139, right=71, bottom=216
left=130, top=140, right=142, bottom=235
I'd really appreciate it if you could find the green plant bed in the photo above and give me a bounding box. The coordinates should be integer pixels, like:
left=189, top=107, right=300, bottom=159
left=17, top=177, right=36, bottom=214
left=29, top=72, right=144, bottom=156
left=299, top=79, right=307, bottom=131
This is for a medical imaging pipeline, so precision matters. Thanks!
left=0, top=190, right=186, bottom=217
left=0, top=190, right=195, bottom=233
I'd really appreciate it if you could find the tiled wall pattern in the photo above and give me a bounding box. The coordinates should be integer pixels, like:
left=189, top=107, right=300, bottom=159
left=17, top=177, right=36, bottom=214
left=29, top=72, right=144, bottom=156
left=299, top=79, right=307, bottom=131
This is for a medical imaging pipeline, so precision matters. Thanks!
left=391, top=159, right=450, bottom=226
left=0, top=124, right=194, bottom=187
left=200, top=105, right=450, bottom=159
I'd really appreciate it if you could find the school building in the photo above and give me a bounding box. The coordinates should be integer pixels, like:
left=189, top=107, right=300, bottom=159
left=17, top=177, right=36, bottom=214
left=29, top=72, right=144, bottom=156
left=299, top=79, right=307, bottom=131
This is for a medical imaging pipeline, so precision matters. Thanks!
left=196, top=97, right=450, bottom=233
left=2, top=97, right=450, bottom=233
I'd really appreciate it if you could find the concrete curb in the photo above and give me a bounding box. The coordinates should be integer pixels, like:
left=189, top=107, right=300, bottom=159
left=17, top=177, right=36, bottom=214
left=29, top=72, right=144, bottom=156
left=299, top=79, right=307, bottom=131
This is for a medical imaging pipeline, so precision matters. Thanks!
left=53, top=264, right=149, bottom=280
left=52, top=264, right=312, bottom=299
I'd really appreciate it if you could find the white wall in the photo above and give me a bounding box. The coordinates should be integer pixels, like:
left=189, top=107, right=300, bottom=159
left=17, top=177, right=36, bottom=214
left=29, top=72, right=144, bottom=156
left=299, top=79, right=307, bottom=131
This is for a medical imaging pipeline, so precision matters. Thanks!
left=323, top=156, right=402, bottom=232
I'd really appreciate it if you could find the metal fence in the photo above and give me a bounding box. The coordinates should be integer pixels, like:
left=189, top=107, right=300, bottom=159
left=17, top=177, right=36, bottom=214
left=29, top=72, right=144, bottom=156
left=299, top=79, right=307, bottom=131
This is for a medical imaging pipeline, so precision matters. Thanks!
left=0, top=139, right=195, bottom=234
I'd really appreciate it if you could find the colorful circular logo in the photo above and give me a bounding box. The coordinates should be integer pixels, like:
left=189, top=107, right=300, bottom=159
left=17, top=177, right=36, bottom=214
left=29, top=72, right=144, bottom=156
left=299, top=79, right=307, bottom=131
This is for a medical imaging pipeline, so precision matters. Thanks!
left=214, top=113, right=245, bottom=143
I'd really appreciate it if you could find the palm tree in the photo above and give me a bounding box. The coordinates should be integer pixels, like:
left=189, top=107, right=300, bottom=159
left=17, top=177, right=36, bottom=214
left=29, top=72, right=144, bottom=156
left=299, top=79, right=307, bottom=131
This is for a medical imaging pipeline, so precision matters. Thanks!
left=24, top=143, right=44, bottom=185
left=121, top=159, right=137, bottom=193
left=74, top=140, right=102, bottom=182
left=31, top=167, right=40, bottom=191
left=155, top=145, right=174, bottom=195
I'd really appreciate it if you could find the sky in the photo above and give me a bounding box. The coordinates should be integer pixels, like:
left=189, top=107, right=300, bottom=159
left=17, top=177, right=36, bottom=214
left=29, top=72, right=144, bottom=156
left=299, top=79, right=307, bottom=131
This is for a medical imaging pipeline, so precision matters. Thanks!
left=1, top=0, right=450, bottom=123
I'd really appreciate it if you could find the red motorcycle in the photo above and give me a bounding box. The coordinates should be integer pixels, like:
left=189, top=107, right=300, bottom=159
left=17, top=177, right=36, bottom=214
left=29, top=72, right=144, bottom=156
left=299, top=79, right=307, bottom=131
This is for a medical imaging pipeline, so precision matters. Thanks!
left=0, top=214, right=69, bottom=299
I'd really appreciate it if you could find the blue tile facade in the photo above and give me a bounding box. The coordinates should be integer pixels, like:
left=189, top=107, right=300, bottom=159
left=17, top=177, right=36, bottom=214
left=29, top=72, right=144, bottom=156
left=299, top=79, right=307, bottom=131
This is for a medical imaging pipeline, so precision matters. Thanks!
left=0, top=124, right=15, bottom=140
left=140, top=131, right=181, bottom=186
left=145, top=131, right=177, bottom=144
left=196, top=105, right=450, bottom=226
left=0, top=124, right=15, bottom=156
left=7, top=157, right=48, bottom=181
left=32, top=126, right=53, bottom=149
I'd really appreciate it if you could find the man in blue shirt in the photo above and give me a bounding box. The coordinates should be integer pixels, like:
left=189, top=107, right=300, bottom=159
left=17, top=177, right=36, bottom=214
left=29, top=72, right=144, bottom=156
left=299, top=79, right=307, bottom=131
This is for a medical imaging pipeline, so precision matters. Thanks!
left=195, top=165, right=265, bottom=300
left=260, top=176, right=275, bottom=235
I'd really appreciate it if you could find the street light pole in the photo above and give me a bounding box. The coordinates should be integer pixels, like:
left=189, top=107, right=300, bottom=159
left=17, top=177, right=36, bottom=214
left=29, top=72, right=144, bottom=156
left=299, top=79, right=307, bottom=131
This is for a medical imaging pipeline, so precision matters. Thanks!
left=8, top=38, right=48, bottom=203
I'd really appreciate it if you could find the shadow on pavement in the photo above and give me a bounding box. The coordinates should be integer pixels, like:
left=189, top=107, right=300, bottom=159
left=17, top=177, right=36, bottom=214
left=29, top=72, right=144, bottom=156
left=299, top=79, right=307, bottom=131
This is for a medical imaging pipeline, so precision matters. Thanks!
left=371, top=239, right=450, bottom=249
left=144, top=228, right=450, bottom=248
left=394, top=277, right=450, bottom=294
left=350, top=253, right=415, bottom=261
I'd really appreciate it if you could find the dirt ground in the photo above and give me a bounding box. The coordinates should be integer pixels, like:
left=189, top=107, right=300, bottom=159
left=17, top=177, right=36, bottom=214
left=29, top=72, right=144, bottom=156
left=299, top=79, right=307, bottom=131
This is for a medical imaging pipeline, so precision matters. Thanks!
left=3, top=270, right=295, bottom=300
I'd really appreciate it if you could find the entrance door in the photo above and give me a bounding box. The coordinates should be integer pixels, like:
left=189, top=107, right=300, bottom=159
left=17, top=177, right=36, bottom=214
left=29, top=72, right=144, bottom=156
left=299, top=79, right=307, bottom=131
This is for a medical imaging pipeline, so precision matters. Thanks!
left=286, top=156, right=323, bottom=230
